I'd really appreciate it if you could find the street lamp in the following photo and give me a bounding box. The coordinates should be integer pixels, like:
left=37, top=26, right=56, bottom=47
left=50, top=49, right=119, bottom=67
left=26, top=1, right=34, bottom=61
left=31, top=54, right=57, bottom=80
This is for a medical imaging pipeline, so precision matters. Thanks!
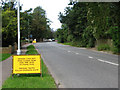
left=17, top=0, right=21, bottom=55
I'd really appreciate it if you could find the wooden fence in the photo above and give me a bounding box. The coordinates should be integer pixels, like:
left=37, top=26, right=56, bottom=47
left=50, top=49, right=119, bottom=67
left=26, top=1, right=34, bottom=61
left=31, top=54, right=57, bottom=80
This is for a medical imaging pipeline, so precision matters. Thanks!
left=0, top=42, right=17, bottom=54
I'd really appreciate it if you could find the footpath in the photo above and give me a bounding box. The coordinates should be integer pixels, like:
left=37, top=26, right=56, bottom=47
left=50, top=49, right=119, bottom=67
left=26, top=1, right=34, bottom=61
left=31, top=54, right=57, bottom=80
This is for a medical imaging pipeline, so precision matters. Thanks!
left=0, top=43, right=31, bottom=88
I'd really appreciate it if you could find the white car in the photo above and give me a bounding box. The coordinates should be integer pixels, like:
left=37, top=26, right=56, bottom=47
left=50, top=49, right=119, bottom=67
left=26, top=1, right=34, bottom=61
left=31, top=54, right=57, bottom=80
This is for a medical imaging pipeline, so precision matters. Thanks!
left=48, top=39, right=52, bottom=42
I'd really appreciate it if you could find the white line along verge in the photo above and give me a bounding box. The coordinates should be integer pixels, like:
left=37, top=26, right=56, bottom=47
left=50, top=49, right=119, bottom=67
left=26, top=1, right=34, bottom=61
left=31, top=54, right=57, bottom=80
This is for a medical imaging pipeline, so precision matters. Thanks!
left=88, top=56, right=93, bottom=59
left=97, top=59, right=119, bottom=66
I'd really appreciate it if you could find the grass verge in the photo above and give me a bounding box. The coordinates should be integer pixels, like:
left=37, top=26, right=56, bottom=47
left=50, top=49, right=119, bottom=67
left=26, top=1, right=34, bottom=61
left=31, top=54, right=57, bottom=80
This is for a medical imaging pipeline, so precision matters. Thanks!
left=61, top=42, right=119, bottom=54
left=27, top=45, right=35, bottom=50
left=0, top=53, right=11, bottom=62
left=62, top=42, right=72, bottom=46
left=26, top=50, right=38, bottom=55
left=2, top=45, right=57, bottom=88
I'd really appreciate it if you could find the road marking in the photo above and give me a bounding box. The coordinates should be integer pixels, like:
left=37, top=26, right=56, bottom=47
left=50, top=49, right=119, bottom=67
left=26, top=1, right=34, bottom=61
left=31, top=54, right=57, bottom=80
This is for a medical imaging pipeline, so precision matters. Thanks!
left=78, top=48, right=86, bottom=50
left=68, top=51, right=71, bottom=52
left=97, top=59, right=119, bottom=66
left=76, top=53, right=79, bottom=55
left=50, top=43, right=119, bottom=66
left=97, top=59, right=105, bottom=62
left=104, top=61, right=119, bottom=66
left=88, top=56, right=93, bottom=59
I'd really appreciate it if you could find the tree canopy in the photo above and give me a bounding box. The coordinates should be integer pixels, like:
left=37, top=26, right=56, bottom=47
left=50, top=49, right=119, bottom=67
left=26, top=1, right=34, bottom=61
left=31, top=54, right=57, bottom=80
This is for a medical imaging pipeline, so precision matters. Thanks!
left=2, top=1, right=54, bottom=46
left=57, top=2, right=120, bottom=53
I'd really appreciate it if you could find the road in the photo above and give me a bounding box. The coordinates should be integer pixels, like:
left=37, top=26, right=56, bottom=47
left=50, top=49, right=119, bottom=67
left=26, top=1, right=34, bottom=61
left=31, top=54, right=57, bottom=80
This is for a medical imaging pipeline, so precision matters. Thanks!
left=35, top=42, right=118, bottom=88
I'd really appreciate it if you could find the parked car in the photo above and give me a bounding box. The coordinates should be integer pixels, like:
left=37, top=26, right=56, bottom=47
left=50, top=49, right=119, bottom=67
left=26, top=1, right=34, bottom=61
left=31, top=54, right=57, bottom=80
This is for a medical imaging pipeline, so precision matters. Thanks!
left=52, top=39, right=55, bottom=41
left=48, top=39, right=52, bottom=42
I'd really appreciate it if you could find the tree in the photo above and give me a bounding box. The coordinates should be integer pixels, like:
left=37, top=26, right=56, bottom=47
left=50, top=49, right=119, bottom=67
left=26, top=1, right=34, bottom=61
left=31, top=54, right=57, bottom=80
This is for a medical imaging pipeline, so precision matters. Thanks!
left=2, top=1, right=54, bottom=47
left=31, top=6, right=47, bottom=41
left=58, top=2, right=88, bottom=43
left=57, top=2, right=120, bottom=52
left=20, top=8, right=33, bottom=40
left=2, top=8, right=17, bottom=46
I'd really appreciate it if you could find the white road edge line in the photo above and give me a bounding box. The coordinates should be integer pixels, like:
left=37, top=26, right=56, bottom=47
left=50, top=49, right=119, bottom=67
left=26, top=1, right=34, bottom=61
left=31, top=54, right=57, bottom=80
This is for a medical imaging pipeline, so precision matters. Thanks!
left=68, top=51, right=71, bottom=52
left=97, top=59, right=119, bottom=66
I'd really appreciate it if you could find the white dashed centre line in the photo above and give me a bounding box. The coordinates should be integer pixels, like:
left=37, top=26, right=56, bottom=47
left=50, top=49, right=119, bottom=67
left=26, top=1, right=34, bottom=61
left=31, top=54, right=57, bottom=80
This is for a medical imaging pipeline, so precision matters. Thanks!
left=88, top=56, right=93, bottom=59
left=68, top=51, right=71, bottom=52
left=51, top=43, right=119, bottom=66
left=76, top=53, right=79, bottom=55
left=97, top=59, right=119, bottom=66
left=97, top=59, right=105, bottom=62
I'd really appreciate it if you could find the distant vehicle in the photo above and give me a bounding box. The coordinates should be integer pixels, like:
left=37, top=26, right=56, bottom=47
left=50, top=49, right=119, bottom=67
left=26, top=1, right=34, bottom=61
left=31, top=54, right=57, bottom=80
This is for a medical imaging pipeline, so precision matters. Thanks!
left=25, top=39, right=29, bottom=41
left=43, top=39, right=47, bottom=42
left=48, top=39, right=52, bottom=42
left=43, top=38, right=55, bottom=42
left=52, top=39, right=55, bottom=41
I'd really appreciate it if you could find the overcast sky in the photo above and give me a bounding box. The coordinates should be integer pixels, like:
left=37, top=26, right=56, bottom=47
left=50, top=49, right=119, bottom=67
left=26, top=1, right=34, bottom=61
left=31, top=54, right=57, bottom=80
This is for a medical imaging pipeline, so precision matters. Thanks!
left=20, top=0, right=70, bottom=31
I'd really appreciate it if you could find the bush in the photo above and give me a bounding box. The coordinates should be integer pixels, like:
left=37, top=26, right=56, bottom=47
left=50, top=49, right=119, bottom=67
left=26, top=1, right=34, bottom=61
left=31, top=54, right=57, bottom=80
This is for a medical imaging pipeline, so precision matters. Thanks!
left=27, top=45, right=35, bottom=50
left=71, top=41, right=85, bottom=47
left=67, top=35, right=74, bottom=42
left=21, top=40, right=28, bottom=43
left=29, top=40, right=33, bottom=43
left=26, top=50, right=38, bottom=54
left=108, top=25, right=120, bottom=53
left=97, top=44, right=110, bottom=51
left=111, top=47, right=120, bottom=54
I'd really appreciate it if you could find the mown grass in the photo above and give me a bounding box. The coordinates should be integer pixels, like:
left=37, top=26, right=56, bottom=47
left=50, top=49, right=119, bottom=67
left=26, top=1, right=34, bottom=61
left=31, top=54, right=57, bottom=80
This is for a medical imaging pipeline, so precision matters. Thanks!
left=26, top=50, right=38, bottom=55
left=0, top=53, right=11, bottom=62
left=62, top=42, right=72, bottom=46
left=27, top=45, right=35, bottom=50
left=2, top=45, right=57, bottom=88
left=2, top=59, right=57, bottom=88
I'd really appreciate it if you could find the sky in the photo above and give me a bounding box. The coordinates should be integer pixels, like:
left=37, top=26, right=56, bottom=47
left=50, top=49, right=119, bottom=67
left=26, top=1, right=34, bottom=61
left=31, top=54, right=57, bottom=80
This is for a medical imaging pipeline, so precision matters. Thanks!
left=20, top=0, right=70, bottom=31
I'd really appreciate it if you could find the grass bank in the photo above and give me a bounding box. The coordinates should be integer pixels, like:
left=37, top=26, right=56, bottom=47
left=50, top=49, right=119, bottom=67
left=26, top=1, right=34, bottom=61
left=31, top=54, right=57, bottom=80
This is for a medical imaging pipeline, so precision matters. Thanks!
left=2, top=45, right=57, bottom=88
left=60, top=42, right=119, bottom=55
left=0, top=53, right=11, bottom=62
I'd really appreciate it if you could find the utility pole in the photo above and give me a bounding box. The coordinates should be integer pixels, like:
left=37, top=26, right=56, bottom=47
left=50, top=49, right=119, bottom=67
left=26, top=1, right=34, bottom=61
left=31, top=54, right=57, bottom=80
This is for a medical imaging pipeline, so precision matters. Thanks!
left=17, top=0, right=21, bottom=55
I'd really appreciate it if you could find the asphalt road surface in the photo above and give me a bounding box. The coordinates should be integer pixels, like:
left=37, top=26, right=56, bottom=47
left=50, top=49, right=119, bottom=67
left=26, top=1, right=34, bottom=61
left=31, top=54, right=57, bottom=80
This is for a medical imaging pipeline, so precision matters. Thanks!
left=35, top=42, right=118, bottom=88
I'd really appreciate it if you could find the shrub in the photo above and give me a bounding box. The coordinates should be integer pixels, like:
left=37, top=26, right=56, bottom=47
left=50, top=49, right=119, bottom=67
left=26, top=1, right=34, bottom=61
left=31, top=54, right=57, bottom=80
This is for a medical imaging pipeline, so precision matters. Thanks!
left=29, top=40, right=33, bottom=43
left=108, top=25, right=120, bottom=53
left=97, top=44, right=110, bottom=51
left=26, top=50, right=38, bottom=55
left=111, top=47, right=120, bottom=54
left=67, top=35, right=74, bottom=42
left=27, top=45, right=35, bottom=50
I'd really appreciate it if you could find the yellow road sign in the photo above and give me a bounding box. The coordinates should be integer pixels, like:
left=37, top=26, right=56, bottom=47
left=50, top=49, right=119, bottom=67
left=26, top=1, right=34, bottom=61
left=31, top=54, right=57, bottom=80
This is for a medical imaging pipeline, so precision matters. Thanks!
left=12, top=55, right=41, bottom=74
left=33, top=40, right=36, bottom=43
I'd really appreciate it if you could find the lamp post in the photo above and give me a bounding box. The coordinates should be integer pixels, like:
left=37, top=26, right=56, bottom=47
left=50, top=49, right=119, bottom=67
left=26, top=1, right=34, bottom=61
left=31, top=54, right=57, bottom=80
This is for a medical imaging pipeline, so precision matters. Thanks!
left=17, top=0, right=21, bottom=55
left=28, top=19, right=30, bottom=43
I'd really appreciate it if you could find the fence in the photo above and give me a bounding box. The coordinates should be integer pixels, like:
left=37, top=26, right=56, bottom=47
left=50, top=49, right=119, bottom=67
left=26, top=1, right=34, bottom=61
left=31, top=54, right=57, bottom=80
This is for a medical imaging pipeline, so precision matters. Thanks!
left=95, top=39, right=113, bottom=48
left=0, top=42, right=29, bottom=54
left=0, top=42, right=17, bottom=54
